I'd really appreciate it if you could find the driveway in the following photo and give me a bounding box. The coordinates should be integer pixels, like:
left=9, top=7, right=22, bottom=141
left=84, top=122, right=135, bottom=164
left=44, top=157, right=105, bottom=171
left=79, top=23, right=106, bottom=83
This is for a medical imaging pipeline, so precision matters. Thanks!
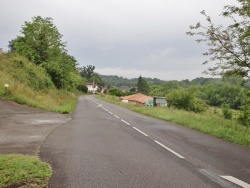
left=0, top=98, right=70, bottom=155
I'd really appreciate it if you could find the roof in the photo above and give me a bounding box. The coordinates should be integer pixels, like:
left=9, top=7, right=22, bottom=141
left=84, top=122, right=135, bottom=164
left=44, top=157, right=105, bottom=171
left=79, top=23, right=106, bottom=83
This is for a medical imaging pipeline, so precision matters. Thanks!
left=121, top=93, right=153, bottom=104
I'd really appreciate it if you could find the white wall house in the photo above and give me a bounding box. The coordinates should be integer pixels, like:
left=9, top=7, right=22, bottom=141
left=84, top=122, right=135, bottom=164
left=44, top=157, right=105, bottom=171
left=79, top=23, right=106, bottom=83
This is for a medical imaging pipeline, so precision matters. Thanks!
left=86, top=82, right=98, bottom=93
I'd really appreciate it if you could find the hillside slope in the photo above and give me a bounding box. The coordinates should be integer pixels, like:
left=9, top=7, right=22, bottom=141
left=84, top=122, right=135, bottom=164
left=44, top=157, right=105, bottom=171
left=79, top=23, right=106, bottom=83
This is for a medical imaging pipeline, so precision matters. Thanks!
left=0, top=53, right=79, bottom=113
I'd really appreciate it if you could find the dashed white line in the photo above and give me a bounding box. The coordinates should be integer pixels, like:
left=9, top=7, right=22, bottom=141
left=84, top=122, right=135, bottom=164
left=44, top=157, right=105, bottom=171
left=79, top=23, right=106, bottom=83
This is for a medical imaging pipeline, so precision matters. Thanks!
left=133, top=127, right=148, bottom=137
left=220, top=176, right=250, bottom=188
left=154, top=140, right=185, bottom=159
left=114, top=115, right=120, bottom=119
left=121, top=119, right=130, bottom=125
left=109, top=112, right=113, bottom=115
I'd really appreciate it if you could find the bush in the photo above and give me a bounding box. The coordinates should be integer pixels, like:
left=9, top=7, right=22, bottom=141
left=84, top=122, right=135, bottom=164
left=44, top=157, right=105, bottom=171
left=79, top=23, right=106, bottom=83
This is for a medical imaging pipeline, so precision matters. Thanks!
left=166, top=88, right=208, bottom=113
left=222, top=104, right=232, bottom=119
left=108, top=88, right=123, bottom=96
left=238, top=105, right=250, bottom=127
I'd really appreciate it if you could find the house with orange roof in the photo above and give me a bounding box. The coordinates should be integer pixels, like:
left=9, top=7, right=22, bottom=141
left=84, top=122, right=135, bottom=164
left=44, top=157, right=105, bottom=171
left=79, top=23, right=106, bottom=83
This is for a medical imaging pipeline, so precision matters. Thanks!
left=121, top=93, right=153, bottom=105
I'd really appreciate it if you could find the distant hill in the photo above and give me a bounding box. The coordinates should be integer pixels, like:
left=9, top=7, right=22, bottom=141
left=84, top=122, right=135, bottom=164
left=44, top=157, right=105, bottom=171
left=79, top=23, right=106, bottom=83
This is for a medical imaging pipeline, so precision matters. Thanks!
left=99, top=75, right=222, bottom=88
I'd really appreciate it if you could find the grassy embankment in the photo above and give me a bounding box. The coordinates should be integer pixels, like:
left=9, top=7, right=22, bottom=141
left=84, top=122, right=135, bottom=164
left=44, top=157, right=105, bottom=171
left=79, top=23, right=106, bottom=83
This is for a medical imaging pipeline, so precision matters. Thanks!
left=0, top=53, right=80, bottom=186
left=97, top=95, right=250, bottom=148
left=0, top=53, right=80, bottom=113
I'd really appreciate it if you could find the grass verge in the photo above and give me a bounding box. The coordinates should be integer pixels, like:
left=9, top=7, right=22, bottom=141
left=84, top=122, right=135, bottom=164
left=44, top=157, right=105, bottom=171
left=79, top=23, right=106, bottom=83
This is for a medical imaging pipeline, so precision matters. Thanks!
left=97, top=95, right=250, bottom=147
left=0, top=154, right=52, bottom=187
left=0, top=73, right=80, bottom=113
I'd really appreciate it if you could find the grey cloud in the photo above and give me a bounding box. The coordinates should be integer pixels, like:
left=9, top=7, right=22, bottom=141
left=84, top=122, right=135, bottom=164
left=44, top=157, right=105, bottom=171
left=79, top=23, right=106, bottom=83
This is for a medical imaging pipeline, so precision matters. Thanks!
left=0, top=0, right=236, bottom=80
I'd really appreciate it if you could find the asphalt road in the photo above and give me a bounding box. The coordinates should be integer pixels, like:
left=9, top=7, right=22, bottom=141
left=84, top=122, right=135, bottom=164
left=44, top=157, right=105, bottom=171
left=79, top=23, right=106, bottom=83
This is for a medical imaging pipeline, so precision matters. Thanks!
left=0, top=98, right=70, bottom=155
left=40, top=95, right=250, bottom=188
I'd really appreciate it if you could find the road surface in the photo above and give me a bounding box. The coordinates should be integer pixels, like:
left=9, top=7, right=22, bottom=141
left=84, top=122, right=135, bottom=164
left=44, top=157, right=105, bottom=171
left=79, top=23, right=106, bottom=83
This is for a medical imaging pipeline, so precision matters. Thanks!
left=40, top=95, right=250, bottom=188
left=0, top=98, right=69, bottom=155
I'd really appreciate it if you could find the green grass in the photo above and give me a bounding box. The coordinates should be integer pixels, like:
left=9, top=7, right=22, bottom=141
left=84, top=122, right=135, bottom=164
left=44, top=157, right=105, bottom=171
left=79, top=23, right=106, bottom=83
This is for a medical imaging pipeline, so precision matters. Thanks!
left=0, top=53, right=80, bottom=113
left=0, top=154, right=52, bottom=186
left=97, top=95, right=250, bottom=147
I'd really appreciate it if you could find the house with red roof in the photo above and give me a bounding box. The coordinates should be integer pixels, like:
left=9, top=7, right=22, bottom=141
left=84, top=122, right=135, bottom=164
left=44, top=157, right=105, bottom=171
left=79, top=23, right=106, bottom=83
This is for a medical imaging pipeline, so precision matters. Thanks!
left=121, top=93, right=153, bottom=105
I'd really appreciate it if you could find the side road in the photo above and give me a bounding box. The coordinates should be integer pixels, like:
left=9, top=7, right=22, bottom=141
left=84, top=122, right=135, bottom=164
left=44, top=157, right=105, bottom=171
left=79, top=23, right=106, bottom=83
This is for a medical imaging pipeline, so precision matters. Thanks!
left=0, top=98, right=70, bottom=155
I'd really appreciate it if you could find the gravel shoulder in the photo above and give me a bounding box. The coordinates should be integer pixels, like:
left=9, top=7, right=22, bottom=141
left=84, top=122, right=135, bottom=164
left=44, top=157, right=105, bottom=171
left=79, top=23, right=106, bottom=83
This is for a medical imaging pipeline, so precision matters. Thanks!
left=0, top=97, right=71, bottom=155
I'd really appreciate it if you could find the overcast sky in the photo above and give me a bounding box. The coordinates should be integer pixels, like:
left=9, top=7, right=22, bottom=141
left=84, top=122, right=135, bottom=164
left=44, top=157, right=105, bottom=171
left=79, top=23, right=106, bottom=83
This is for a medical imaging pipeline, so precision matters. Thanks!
left=1, top=0, right=236, bottom=81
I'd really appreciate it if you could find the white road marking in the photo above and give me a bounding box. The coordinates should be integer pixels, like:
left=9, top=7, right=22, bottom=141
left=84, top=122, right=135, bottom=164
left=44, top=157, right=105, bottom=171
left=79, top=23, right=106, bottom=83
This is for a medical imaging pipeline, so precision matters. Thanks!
left=121, top=119, right=130, bottom=125
left=220, top=176, right=250, bottom=188
left=109, top=112, right=113, bottom=115
left=199, top=169, right=237, bottom=188
left=114, top=115, right=120, bottom=119
left=133, top=127, right=148, bottom=137
left=154, top=140, right=185, bottom=159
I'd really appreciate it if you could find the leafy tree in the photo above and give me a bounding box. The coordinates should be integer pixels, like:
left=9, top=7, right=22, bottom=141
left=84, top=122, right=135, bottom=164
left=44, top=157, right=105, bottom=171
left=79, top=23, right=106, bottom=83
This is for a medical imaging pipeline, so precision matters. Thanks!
left=79, top=65, right=95, bottom=81
left=10, top=16, right=65, bottom=65
left=88, top=73, right=102, bottom=83
left=187, top=0, right=250, bottom=80
left=10, top=16, right=84, bottom=91
left=137, top=75, right=150, bottom=95
left=199, top=82, right=245, bottom=109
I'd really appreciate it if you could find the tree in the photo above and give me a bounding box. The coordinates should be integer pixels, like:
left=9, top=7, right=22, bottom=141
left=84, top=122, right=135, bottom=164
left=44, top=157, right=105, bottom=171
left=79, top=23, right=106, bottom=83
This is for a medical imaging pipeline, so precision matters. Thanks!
left=10, top=16, right=65, bottom=65
left=187, top=0, right=250, bottom=80
left=9, top=16, right=84, bottom=91
left=137, top=75, right=150, bottom=95
left=79, top=65, right=95, bottom=81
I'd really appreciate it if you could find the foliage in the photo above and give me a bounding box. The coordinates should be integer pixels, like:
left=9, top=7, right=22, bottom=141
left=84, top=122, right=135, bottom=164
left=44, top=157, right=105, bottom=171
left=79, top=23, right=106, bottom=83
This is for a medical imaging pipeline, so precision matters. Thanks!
left=137, top=75, right=150, bottom=95
left=238, top=89, right=250, bottom=126
left=108, top=87, right=123, bottom=96
left=166, top=87, right=208, bottom=113
left=9, top=16, right=83, bottom=91
left=199, top=82, right=245, bottom=109
left=10, top=16, right=64, bottom=65
left=79, top=65, right=95, bottom=81
left=0, top=53, right=54, bottom=90
left=238, top=105, right=250, bottom=127
left=187, top=1, right=250, bottom=80
left=88, top=73, right=103, bottom=83
left=222, top=103, right=233, bottom=119
left=0, top=53, right=80, bottom=113
left=0, top=154, right=51, bottom=186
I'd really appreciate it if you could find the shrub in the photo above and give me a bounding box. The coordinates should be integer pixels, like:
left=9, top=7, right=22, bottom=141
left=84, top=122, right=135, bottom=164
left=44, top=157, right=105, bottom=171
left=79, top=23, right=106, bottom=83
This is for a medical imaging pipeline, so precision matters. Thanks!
left=238, top=105, right=250, bottom=127
left=166, top=88, right=208, bottom=113
left=108, top=88, right=123, bottom=96
left=222, top=104, right=232, bottom=119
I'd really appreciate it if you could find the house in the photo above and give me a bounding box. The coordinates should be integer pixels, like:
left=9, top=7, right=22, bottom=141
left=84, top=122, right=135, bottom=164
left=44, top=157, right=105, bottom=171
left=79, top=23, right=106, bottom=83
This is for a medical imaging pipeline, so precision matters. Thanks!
left=86, top=82, right=98, bottom=93
left=121, top=93, right=153, bottom=105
